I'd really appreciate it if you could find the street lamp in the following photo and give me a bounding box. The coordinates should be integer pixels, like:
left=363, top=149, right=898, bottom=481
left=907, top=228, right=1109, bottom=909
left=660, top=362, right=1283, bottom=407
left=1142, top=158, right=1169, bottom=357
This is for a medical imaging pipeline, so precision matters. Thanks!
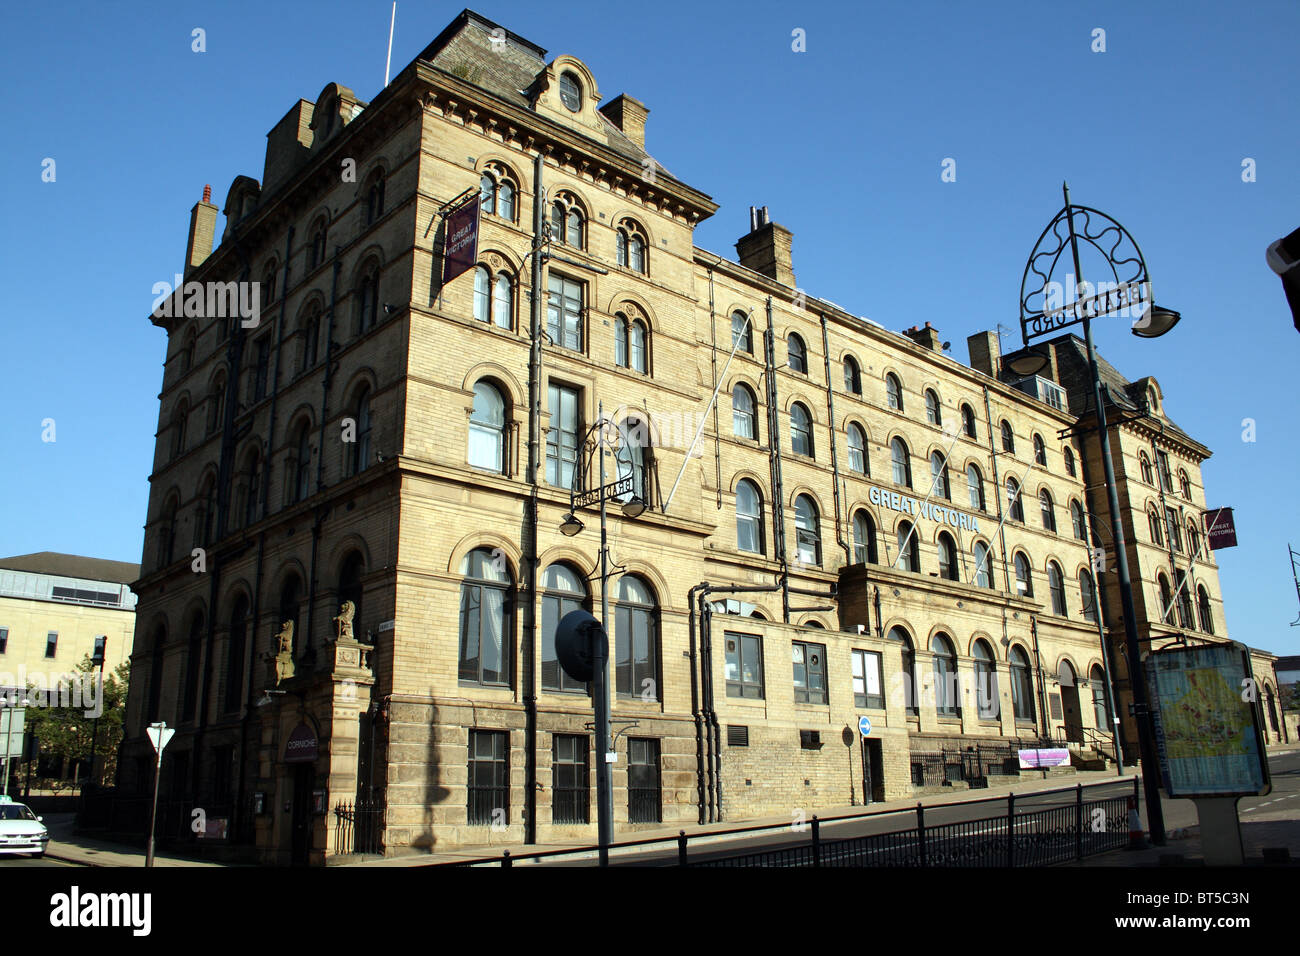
left=1018, top=183, right=1178, bottom=845
left=88, top=636, right=106, bottom=790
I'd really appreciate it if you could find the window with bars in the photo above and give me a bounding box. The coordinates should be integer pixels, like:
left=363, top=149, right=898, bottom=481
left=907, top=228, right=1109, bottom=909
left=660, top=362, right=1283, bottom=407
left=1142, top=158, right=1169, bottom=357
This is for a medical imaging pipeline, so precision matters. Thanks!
left=468, top=730, right=509, bottom=826
left=551, top=734, right=589, bottom=825
left=627, top=738, right=661, bottom=824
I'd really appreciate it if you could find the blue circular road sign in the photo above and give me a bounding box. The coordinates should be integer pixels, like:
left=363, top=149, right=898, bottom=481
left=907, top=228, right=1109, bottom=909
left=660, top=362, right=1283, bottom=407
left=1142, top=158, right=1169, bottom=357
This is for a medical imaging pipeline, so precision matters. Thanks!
left=858, top=716, right=872, bottom=737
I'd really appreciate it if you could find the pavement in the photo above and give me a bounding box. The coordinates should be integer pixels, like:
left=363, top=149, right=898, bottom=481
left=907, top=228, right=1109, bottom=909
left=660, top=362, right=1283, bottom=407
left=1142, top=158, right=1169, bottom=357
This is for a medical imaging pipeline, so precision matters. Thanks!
left=32, top=814, right=227, bottom=868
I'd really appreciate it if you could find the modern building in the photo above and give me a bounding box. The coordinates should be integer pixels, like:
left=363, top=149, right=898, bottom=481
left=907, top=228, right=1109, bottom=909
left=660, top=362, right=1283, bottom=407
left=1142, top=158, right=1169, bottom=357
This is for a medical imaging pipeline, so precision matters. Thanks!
left=119, top=9, right=1282, bottom=864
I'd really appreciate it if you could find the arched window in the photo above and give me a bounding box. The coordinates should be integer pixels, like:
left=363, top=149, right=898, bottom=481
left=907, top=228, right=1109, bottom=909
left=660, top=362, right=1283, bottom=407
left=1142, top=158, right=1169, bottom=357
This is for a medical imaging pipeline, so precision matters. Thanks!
left=924, top=389, right=941, bottom=426
left=278, top=573, right=302, bottom=651
left=239, top=447, right=261, bottom=528
left=616, top=220, right=647, bottom=273
left=158, top=495, right=179, bottom=568
left=473, top=266, right=491, bottom=323
left=337, top=550, right=365, bottom=640
left=291, top=420, right=312, bottom=504
left=1070, top=500, right=1086, bottom=540
left=794, top=495, right=821, bottom=566
left=1148, top=507, right=1164, bottom=546
left=615, top=315, right=628, bottom=367
left=787, top=333, right=807, bottom=373
left=178, top=328, right=196, bottom=376
left=930, top=451, right=950, bottom=499
left=1176, top=570, right=1194, bottom=628
left=469, top=381, right=506, bottom=473
left=852, top=510, right=877, bottom=564
left=181, top=611, right=204, bottom=722
left=1187, top=519, right=1202, bottom=557
left=309, top=222, right=328, bottom=270
left=846, top=424, right=867, bottom=475
left=736, top=480, right=764, bottom=554
left=459, top=547, right=513, bottom=686
left=893, top=628, right=917, bottom=714
left=891, top=438, right=912, bottom=487
left=1040, top=489, right=1056, bottom=532
left=732, top=384, right=757, bottom=440
left=937, top=531, right=958, bottom=581
left=1064, top=446, right=1076, bottom=477
left=1158, top=574, right=1174, bottom=623
left=195, top=474, right=216, bottom=548
left=1006, top=477, right=1024, bottom=522
left=1179, top=470, right=1192, bottom=500
left=224, top=594, right=249, bottom=713
left=967, top=463, right=985, bottom=511
left=615, top=575, right=658, bottom=699
left=932, top=634, right=959, bottom=716
left=1033, top=433, right=1047, bottom=466
left=364, top=171, right=385, bottom=226
left=843, top=355, right=861, bottom=394
left=1090, top=664, right=1110, bottom=731
left=541, top=563, right=588, bottom=692
left=616, top=418, right=649, bottom=504
left=790, top=403, right=814, bottom=457
left=961, top=403, right=977, bottom=439
left=885, top=373, right=903, bottom=411
left=207, top=374, right=226, bottom=435
left=480, top=165, right=516, bottom=221
left=1139, top=452, right=1153, bottom=485
left=1009, top=645, right=1035, bottom=722
left=629, top=319, right=647, bottom=373
left=896, top=521, right=920, bottom=572
left=1080, top=569, right=1099, bottom=623
left=1014, top=552, right=1033, bottom=596
left=492, top=272, right=513, bottom=329
left=146, top=625, right=167, bottom=723
left=1048, top=562, right=1066, bottom=616
left=731, top=310, right=752, bottom=353
left=973, top=541, right=993, bottom=588
left=615, top=313, right=647, bottom=373
left=974, top=640, right=998, bottom=719
left=300, top=305, right=321, bottom=375
left=348, top=385, right=372, bottom=476
left=355, top=266, right=379, bottom=335
left=1197, top=586, right=1214, bottom=634
left=550, top=194, right=585, bottom=248
left=480, top=173, right=496, bottom=215
left=170, top=400, right=189, bottom=460
left=497, top=179, right=515, bottom=221
left=1000, top=420, right=1015, bottom=453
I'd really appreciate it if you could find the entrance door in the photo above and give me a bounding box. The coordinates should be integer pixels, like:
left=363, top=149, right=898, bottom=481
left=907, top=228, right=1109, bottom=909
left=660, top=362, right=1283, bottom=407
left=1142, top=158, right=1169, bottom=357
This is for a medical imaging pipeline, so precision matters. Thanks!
left=290, top=764, right=314, bottom=866
left=861, top=739, right=885, bottom=804
left=1059, top=661, right=1083, bottom=744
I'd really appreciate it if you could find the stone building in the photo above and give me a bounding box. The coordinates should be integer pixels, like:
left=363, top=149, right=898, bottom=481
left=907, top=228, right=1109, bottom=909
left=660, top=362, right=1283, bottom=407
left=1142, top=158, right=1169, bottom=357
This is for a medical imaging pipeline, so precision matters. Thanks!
left=120, top=9, right=1282, bottom=863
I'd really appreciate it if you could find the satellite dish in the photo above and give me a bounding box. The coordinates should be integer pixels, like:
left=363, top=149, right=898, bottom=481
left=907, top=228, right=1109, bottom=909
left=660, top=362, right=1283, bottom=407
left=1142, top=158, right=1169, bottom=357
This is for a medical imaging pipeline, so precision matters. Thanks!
left=555, top=609, right=606, bottom=683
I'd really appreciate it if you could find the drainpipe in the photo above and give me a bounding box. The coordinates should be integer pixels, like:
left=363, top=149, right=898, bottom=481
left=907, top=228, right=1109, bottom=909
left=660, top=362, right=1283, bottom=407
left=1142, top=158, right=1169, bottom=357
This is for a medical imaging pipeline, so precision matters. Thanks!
left=686, top=582, right=708, bottom=823
left=234, top=530, right=266, bottom=840
left=1030, top=615, right=1051, bottom=741
left=708, top=270, right=722, bottom=509
left=260, top=226, right=294, bottom=518
left=762, top=298, right=789, bottom=622
left=981, top=387, right=1013, bottom=593
left=315, top=257, right=342, bottom=494
left=819, top=312, right=851, bottom=565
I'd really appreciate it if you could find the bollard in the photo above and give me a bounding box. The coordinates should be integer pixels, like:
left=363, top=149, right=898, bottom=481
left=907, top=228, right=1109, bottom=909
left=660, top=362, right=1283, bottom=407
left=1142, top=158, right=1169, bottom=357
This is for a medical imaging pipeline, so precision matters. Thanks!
left=811, top=816, right=821, bottom=867
left=1006, top=792, right=1015, bottom=867
left=1075, top=784, right=1084, bottom=861
left=678, top=830, right=688, bottom=867
left=917, top=803, right=927, bottom=868
left=502, top=849, right=512, bottom=868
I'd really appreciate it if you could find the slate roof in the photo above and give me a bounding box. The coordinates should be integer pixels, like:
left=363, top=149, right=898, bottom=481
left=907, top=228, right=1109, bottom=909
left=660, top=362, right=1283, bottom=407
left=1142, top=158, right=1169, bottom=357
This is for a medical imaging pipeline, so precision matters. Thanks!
left=0, top=552, right=139, bottom=586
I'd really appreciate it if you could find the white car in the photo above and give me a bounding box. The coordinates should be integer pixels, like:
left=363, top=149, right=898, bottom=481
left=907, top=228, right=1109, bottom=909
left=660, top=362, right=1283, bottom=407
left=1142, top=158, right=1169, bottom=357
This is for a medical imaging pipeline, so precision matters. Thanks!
left=0, top=795, right=49, bottom=857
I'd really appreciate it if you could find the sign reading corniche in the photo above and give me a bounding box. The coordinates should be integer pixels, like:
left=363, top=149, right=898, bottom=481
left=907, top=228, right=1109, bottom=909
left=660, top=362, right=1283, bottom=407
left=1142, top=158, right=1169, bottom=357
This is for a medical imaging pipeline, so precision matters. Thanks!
left=868, top=486, right=982, bottom=533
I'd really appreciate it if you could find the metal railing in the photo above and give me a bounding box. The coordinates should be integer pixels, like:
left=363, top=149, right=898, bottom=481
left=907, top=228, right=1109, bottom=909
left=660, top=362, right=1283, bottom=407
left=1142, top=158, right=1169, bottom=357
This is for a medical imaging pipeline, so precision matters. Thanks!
left=333, top=799, right=384, bottom=855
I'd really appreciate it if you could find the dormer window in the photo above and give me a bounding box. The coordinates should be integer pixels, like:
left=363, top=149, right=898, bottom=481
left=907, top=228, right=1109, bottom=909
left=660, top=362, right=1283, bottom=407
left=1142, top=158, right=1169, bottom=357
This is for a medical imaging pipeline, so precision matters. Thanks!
left=560, top=71, right=581, bottom=112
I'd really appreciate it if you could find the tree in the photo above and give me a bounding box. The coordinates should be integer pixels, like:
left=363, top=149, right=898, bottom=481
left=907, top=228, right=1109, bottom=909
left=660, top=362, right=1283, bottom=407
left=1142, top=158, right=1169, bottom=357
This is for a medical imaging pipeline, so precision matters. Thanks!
left=25, top=655, right=129, bottom=788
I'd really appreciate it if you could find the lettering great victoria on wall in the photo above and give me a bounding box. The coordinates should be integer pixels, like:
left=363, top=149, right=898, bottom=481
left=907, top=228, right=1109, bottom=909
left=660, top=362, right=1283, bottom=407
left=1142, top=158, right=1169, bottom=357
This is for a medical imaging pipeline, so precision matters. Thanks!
left=868, top=485, right=982, bottom=534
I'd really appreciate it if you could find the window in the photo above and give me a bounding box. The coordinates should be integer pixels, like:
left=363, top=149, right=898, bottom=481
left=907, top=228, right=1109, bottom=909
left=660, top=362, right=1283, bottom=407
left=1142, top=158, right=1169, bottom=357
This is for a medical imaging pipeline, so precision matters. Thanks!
left=731, top=311, right=752, bottom=353
left=480, top=165, right=516, bottom=221
left=930, top=451, right=950, bottom=499
left=224, top=595, right=248, bottom=713
left=896, top=521, right=919, bottom=572
left=924, top=389, right=941, bottom=426
left=354, top=267, right=379, bottom=336
left=559, top=71, right=582, bottom=111
left=847, top=424, right=867, bottom=474
left=615, top=314, right=648, bottom=373
left=1080, top=569, right=1099, bottom=623
left=545, top=383, right=581, bottom=490
left=1048, top=562, right=1066, bottom=615
left=309, top=223, right=327, bottom=270
left=615, top=575, right=658, bottom=699
left=961, top=403, right=977, bottom=439
left=206, top=375, right=226, bottom=434
left=937, top=532, right=958, bottom=581
left=616, top=221, right=647, bottom=273
left=252, top=336, right=271, bottom=402
left=550, top=195, right=585, bottom=248
left=790, top=403, right=814, bottom=457
left=891, top=438, right=911, bottom=487
left=1187, top=519, right=1202, bottom=557
left=338, top=551, right=365, bottom=636
left=736, top=480, right=764, bottom=554
left=1158, top=574, right=1174, bottom=623
left=44, top=631, right=58, bottom=658
left=181, top=612, right=203, bottom=721
left=364, top=172, right=385, bottom=226
left=973, top=541, right=993, bottom=588
left=552, top=735, right=589, bottom=824
left=459, top=549, right=512, bottom=685
left=787, top=333, right=807, bottom=373
left=732, top=385, right=757, bottom=440
left=1165, top=506, right=1183, bottom=552
left=146, top=626, right=166, bottom=723
left=170, top=401, right=188, bottom=460
left=238, top=447, right=261, bottom=528
left=1033, top=434, right=1047, bottom=466
left=0, top=628, right=7, bottom=655
left=1148, top=508, right=1164, bottom=546
left=1175, top=570, right=1194, bottom=628
left=468, top=730, right=509, bottom=825
left=1009, top=646, right=1035, bottom=722
left=195, top=474, right=215, bottom=547
left=1156, top=451, right=1174, bottom=493
left=1070, top=500, right=1086, bottom=540
left=177, top=328, right=196, bottom=376
left=348, top=386, right=372, bottom=476
left=278, top=574, right=302, bottom=654
left=894, top=628, right=917, bottom=714
left=1179, top=469, right=1192, bottom=501
left=1090, top=664, right=1110, bottom=731
left=1014, top=552, right=1033, bottom=596
left=1040, top=489, right=1056, bottom=532
left=158, top=495, right=178, bottom=568
left=973, top=640, right=998, bottom=718
left=627, top=738, right=661, bottom=824
left=290, top=422, right=312, bottom=504
left=885, top=373, right=903, bottom=411
left=492, top=272, right=513, bottom=330
left=546, top=274, right=584, bottom=351
left=616, top=418, right=649, bottom=504
left=541, top=563, right=588, bottom=692
left=1197, top=586, right=1214, bottom=634
left=967, top=463, right=985, bottom=511
left=1064, top=446, right=1076, bottom=477
left=1006, top=478, right=1024, bottom=522
left=1000, top=420, right=1015, bottom=453
left=931, top=634, right=959, bottom=716
left=1139, top=452, right=1153, bottom=485
left=300, top=306, right=321, bottom=374
left=852, top=510, right=877, bottom=564
left=792, top=641, right=827, bottom=704
left=725, top=632, right=764, bottom=698
left=844, top=355, right=861, bottom=394
left=794, top=495, right=821, bottom=565
left=852, top=649, right=884, bottom=709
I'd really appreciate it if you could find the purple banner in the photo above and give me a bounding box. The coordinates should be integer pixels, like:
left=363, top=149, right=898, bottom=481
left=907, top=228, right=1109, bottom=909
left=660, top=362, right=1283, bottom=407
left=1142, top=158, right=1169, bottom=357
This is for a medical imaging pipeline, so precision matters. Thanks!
left=1017, top=748, right=1071, bottom=769
left=1204, top=507, right=1237, bottom=550
left=442, top=195, right=481, bottom=285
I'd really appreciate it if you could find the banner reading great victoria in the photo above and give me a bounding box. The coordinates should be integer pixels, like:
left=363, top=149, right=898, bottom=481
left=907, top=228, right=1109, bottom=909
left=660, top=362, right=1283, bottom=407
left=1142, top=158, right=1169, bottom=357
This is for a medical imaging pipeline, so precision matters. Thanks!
left=867, top=485, right=982, bottom=533
left=442, top=194, right=481, bottom=285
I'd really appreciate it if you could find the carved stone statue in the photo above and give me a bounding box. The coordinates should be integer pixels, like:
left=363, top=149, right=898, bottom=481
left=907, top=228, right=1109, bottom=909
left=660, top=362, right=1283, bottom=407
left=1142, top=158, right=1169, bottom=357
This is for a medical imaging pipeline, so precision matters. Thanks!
left=334, top=600, right=355, bottom=642
left=273, top=620, right=295, bottom=685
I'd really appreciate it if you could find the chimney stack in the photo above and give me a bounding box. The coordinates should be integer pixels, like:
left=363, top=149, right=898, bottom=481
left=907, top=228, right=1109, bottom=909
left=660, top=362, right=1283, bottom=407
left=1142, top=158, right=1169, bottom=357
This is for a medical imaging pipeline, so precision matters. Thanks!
left=185, top=184, right=219, bottom=274
left=904, top=322, right=943, bottom=352
left=967, top=330, right=1001, bottom=378
left=736, top=206, right=795, bottom=287
left=599, top=94, right=650, bottom=150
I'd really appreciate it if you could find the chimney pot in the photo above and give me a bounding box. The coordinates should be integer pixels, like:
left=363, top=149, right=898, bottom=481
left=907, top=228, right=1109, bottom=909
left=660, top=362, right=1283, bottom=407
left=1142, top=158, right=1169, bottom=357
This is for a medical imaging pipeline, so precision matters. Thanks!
left=202, top=184, right=212, bottom=204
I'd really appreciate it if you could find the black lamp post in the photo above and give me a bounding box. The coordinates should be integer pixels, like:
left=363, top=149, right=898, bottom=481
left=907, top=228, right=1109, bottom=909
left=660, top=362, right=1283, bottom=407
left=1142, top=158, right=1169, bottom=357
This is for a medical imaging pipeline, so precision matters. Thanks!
left=1017, top=183, right=1179, bottom=845
left=88, top=636, right=106, bottom=790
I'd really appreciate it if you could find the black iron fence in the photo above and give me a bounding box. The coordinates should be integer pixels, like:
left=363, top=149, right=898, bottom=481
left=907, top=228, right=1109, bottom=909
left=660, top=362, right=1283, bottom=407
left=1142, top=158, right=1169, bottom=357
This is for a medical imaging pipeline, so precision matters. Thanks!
left=333, top=799, right=384, bottom=855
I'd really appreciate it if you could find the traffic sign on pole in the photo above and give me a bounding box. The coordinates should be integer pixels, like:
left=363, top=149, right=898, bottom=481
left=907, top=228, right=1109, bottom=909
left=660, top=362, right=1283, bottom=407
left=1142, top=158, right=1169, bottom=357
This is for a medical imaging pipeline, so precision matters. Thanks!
left=146, top=723, right=175, bottom=755
left=858, top=716, right=872, bottom=737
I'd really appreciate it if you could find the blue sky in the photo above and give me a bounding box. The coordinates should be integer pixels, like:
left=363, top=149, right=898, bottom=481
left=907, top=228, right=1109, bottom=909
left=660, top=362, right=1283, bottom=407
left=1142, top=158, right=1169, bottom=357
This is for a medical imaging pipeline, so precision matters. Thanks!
left=2, top=0, right=1297, bottom=653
